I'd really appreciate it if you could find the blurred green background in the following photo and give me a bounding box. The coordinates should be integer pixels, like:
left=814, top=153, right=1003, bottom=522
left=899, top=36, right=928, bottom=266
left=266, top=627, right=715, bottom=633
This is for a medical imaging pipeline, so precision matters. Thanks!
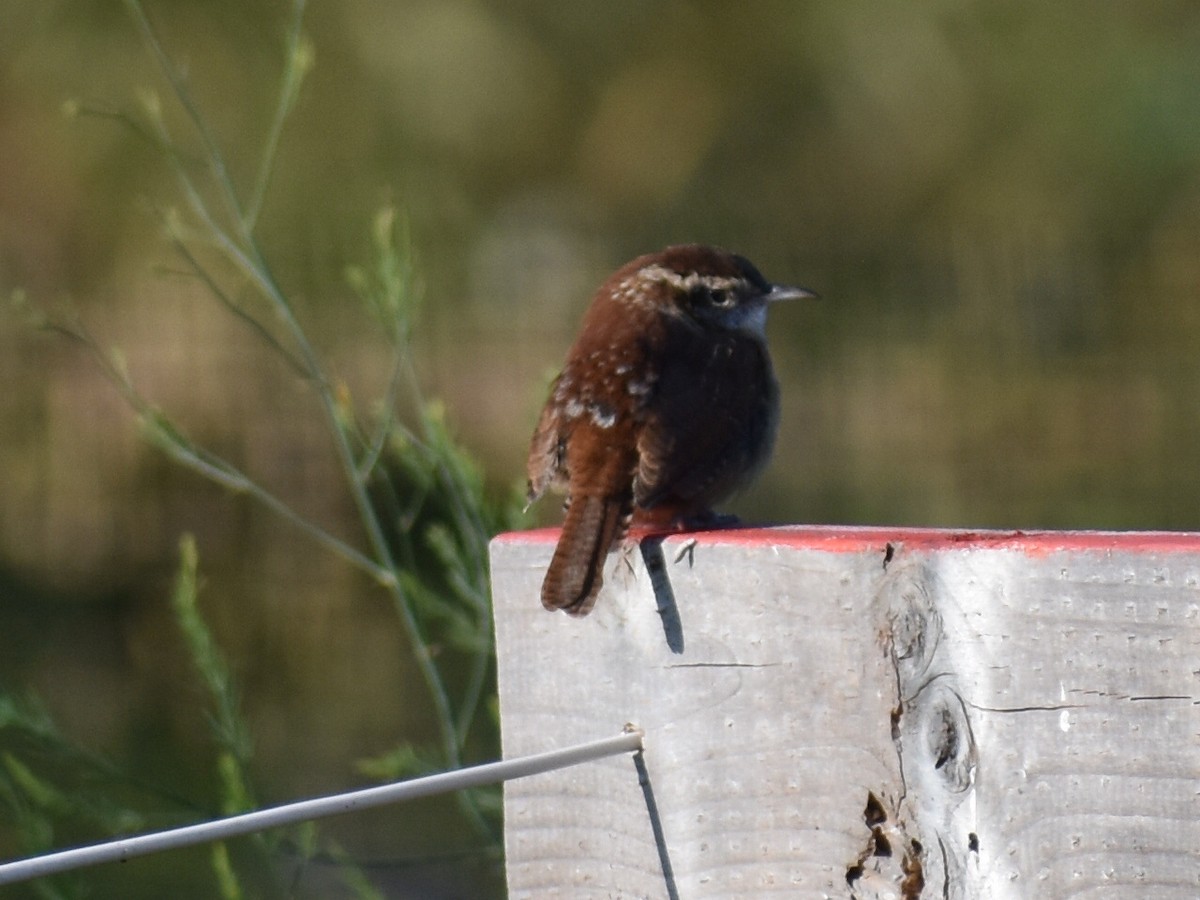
left=2, top=1, right=1200, bottom=897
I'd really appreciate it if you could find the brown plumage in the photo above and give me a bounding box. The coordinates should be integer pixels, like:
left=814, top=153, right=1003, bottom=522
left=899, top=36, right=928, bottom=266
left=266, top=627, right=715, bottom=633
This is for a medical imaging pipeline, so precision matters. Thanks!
left=526, top=244, right=815, bottom=615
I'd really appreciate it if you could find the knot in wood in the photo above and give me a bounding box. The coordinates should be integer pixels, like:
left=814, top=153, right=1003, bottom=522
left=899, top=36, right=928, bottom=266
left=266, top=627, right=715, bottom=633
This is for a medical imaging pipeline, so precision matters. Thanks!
left=877, top=558, right=943, bottom=681
left=912, top=681, right=976, bottom=795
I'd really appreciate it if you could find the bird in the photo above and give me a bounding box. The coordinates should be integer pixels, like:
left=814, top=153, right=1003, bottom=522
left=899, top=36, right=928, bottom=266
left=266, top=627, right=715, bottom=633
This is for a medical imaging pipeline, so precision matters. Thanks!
left=525, top=244, right=816, bottom=616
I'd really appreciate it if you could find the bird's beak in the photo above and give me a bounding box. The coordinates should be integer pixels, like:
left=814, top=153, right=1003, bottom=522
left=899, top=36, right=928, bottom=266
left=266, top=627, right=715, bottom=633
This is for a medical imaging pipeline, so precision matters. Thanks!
left=767, top=284, right=819, bottom=303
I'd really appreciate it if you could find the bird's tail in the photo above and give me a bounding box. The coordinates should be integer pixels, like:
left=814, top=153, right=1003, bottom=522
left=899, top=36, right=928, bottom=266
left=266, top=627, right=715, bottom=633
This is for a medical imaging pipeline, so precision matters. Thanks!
left=541, top=494, right=628, bottom=616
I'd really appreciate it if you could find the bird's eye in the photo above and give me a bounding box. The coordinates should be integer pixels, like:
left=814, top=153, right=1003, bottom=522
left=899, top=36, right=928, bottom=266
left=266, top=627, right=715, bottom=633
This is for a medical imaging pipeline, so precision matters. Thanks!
left=691, top=285, right=734, bottom=308
left=708, top=288, right=735, bottom=308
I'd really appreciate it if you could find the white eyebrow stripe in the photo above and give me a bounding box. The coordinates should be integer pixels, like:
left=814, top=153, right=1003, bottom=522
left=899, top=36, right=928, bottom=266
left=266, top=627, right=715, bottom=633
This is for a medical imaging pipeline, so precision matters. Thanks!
left=637, top=264, right=744, bottom=293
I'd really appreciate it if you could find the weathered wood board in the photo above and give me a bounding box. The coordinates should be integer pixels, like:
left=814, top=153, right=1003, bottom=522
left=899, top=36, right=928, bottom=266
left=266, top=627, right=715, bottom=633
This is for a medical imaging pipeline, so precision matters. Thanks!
left=490, top=526, right=1200, bottom=898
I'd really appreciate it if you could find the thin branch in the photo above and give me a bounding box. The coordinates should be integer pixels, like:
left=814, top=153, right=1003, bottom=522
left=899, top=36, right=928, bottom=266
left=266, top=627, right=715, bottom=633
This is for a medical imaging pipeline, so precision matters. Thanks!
left=455, top=630, right=493, bottom=745
left=160, top=438, right=391, bottom=584
left=68, top=100, right=197, bottom=166
left=124, top=0, right=247, bottom=229
left=355, top=342, right=417, bottom=482
left=160, top=217, right=310, bottom=380
left=50, top=317, right=389, bottom=583
left=245, top=0, right=311, bottom=231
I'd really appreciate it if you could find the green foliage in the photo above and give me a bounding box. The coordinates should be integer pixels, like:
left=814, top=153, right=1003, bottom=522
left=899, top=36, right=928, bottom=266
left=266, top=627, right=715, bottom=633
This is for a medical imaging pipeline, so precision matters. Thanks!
left=2, top=0, right=522, bottom=893
left=0, top=693, right=151, bottom=899
left=170, top=536, right=253, bottom=810
left=168, top=535, right=253, bottom=897
left=345, top=207, right=422, bottom=347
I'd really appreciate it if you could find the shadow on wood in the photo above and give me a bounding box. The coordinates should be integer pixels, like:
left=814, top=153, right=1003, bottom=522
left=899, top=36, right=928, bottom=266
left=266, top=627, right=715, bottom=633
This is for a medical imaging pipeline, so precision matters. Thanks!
left=639, top=537, right=684, bottom=654
left=634, top=750, right=679, bottom=900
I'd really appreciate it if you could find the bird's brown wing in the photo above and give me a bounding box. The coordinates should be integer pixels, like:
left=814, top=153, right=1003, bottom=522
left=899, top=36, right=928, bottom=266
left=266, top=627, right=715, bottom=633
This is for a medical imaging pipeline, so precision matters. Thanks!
left=541, top=409, right=640, bottom=614
left=525, top=377, right=567, bottom=507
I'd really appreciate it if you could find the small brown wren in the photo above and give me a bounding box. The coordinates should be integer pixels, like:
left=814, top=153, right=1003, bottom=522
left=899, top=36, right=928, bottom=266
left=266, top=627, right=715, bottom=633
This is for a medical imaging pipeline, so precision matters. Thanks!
left=526, top=244, right=816, bottom=616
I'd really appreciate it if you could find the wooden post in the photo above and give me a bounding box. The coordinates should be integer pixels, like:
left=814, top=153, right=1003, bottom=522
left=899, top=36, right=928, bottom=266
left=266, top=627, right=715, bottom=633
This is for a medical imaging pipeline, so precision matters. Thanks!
left=490, top=526, right=1200, bottom=898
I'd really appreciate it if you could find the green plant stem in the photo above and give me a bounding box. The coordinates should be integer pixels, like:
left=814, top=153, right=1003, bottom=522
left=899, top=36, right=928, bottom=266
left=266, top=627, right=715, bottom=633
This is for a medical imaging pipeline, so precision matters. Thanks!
left=125, top=0, right=492, bottom=836
left=354, top=343, right=413, bottom=482
left=246, top=0, right=309, bottom=231
left=125, top=0, right=244, bottom=230
left=44, top=320, right=389, bottom=583
left=161, top=220, right=309, bottom=379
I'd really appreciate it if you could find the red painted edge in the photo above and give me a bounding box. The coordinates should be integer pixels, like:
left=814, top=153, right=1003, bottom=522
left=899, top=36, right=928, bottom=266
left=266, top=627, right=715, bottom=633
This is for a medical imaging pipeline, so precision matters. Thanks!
left=493, top=524, right=1200, bottom=555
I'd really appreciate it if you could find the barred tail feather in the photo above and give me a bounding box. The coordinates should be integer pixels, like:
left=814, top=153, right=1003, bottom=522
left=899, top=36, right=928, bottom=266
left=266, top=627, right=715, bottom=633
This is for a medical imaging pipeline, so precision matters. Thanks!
left=541, top=494, right=628, bottom=616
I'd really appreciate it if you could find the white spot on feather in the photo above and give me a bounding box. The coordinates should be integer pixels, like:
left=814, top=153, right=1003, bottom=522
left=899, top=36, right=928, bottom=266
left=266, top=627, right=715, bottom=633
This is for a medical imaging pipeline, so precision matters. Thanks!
left=589, top=402, right=617, bottom=428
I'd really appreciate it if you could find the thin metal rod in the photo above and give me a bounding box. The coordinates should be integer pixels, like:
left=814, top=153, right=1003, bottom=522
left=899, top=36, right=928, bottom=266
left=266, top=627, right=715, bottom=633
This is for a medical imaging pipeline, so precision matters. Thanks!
left=0, top=728, right=644, bottom=886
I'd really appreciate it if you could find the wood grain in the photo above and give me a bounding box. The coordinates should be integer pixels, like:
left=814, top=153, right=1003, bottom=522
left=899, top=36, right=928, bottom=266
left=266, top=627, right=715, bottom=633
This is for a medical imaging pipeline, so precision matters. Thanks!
left=490, top=527, right=1200, bottom=898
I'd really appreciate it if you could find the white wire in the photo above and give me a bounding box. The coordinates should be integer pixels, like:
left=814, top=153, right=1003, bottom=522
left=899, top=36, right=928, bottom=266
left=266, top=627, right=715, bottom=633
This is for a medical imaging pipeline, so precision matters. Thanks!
left=0, top=727, right=644, bottom=886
